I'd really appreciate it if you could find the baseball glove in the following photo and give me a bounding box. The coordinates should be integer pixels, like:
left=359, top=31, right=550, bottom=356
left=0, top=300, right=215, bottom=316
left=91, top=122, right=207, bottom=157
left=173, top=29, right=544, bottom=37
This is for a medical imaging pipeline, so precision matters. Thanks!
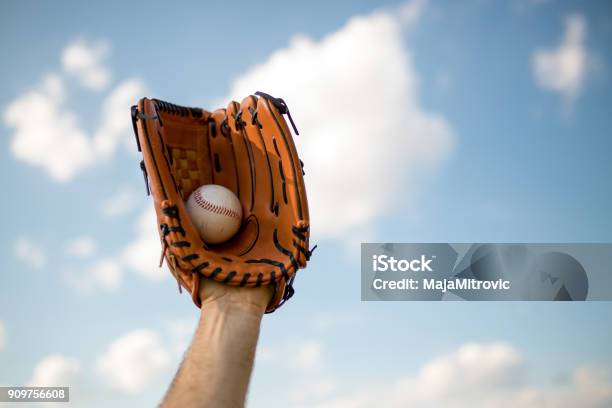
left=130, top=92, right=314, bottom=313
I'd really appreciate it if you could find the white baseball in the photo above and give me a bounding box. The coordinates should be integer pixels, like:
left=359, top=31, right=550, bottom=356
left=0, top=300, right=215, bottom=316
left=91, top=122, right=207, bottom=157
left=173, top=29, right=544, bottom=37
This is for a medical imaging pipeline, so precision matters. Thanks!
left=185, top=184, right=242, bottom=244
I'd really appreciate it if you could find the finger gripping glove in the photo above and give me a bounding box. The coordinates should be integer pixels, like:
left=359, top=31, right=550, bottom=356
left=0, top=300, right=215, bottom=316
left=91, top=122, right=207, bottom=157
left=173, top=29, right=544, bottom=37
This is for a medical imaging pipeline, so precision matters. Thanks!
left=131, top=92, right=314, bottom=313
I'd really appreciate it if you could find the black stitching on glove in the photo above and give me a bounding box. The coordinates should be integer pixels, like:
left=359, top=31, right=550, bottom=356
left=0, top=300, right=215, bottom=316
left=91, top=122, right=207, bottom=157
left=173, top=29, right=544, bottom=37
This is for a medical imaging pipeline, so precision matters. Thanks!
left=191, top=262, right=209, bottom=274
left=239, top=273, right=251, bottom=287
left=222, top=271, right=237, bottom=283
left=181, top=254, right=199, bottom=262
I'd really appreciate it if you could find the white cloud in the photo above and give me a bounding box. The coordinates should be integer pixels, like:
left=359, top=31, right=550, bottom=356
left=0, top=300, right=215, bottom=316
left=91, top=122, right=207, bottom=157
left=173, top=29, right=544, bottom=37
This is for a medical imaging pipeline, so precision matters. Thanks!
left=28, top=354, right=81, bottom=387
left=532, top=14, right=591, bottom=107
left=3, top=74, right=96, bottom=181
left=257, top=338, right=331, bottom=406
left=398, top=0, right=427, bottom=26
left=122, top=206, right=168, bottom=280
left=65, top=258, right=123, bottom=294
left=291, top=378, right=336, bottom=404
left=224, top=1, right=454, bottom=241
left=84, top=259, right=122, bottom=291
left=166, top=318, right=197, bottom=355
left=65, top=236, right=96, bottom=258
left=61, top=39, right=111, bottom=91
left=3, top=40, right=146, bottom=182
left=96, top=329, right=170, bottom=394
left=307, top=343, right=612, bottom=408
left=258, top=339, right=324, bottom=372
left=100, top=187, right=140, bottom=217
left=63, top=206, right=166, bottom=296
left=295, top=340, right=324, bottom=370
left=413, top=342, right=523, bottom=398
left=14, top=237, right=47, bottom=269
left=0, top=321, right=5, bottom=351
left=94, top=79, right=146, bottom=158
left=311, top=312, right=339, bottom=332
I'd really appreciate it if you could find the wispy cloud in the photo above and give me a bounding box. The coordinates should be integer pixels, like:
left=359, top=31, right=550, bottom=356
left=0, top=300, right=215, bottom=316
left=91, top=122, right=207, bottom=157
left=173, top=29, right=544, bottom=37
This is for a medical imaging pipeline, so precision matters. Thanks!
left=99, top=187, right=140, bottom=217
left=93, top=79, right=146, bottom=158
left=295, top=340, right=325, bottom=371
left=28, top=354, right=81, bottom=387
left=63, top=205, right=167, bottom=295
left=532, top=14, right=592, bottom=110
left=14, top=237, right=47, bottom=269
left=121, top=206, right=168, bottom=281
left=61, top=39, right=111, bottom=91
left=300, top=342, right=612, bottom=408
left=65, top=258, right=123, bottom=294
left=257, top=338, right=326, bottom=371
left=65, top=236, right=97, bottom=258
left=291, top=378, right=336, bottom=405
left=165, top=318, right=197, bottom=355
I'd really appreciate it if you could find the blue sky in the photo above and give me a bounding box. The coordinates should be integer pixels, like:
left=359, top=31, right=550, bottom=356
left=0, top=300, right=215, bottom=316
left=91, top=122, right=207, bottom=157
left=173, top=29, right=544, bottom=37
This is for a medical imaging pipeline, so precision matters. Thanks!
left=1, top=0, right=612, bottom=407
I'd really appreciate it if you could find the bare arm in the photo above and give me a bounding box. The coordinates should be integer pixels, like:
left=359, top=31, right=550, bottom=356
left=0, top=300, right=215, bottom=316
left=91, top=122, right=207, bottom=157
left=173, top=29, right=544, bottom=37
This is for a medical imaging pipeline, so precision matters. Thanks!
left=161, top=280, right=272, bottom=408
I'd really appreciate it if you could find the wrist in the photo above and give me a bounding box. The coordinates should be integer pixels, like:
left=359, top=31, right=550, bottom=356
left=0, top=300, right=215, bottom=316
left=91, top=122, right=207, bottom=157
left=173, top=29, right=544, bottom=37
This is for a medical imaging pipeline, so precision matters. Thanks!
left=198, top=279, right=272, bottom=317
left=200, top=292, right=269, bottom=318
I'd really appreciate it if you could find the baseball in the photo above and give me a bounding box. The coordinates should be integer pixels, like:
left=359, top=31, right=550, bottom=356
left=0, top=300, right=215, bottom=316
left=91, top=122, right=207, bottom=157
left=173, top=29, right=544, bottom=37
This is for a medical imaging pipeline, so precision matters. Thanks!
left=185, top=184, right=242, bottom=244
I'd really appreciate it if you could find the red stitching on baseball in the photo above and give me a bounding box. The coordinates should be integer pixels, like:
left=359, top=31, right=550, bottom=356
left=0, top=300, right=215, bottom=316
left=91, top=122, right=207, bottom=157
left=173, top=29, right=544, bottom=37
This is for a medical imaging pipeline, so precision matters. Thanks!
left=193, top=189, right=241, bottom=219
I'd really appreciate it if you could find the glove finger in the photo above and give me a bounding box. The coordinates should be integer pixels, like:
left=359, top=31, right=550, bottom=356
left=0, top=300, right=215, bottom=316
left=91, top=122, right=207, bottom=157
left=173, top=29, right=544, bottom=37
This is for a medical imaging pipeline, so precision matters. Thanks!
left=226, top=100, right=256, bottom=216
left=208, top=108, right=240, bottom=197
left=240, top=95, right=279, bottom=217
left=256, top=95, right=308, bottom=222
left=256, top=94, right=311, bottom=268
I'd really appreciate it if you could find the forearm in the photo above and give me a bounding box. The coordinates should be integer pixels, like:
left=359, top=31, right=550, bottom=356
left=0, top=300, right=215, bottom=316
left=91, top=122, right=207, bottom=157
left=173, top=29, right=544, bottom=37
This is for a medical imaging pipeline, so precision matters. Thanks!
left=161, top=297, right=266, bottom=407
